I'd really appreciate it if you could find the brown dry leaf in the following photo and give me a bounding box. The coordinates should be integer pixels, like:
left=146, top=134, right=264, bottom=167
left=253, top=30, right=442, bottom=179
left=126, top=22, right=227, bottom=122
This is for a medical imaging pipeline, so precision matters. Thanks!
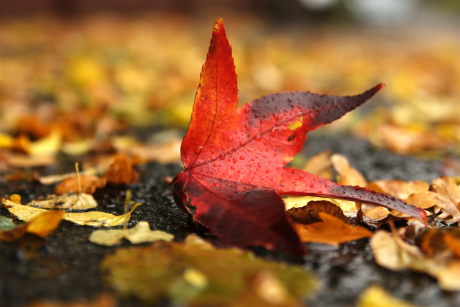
left=26, top=130, right=62, bottom=157
left=431, top=177, right=460, bottom=224
left=39, top=169, right=98, bottom=185
left=104, top=154, right=139, bottom=184
left=54, top=175, right=107, bottom=195
left=302, top=151, right=332, bottom=180
left=293, top=212, right=372, bottom=246
left=1, top=198, right=141, bottom=227
left=370, top=230, right=460, bottom=291
left=443, top=233, right=460, bottom=258
left=287, top=201, right=348, bottom=224
left=331, top=154, right=367, bottom=187
left=379, top=124, right=448, bottom=155
left=284, top=196, right=358, bottom=217
left=367, top=180, right=437, bottom=210
left=4, top=152, right=56, bottom=167
left=24, top=293, right=116, bottom=307
left=357, top=285, right=422, bottom=307
left=360, top=204, right=390, bottom=223
left=101, top=235, right=315, bottom=306
left=0, top=210, right=64, bottom=241
left=28, top=193, right=98, bottom=210
left=89, top=222, right=174, bottom=246
left=113, top=135, right=181, bottom=164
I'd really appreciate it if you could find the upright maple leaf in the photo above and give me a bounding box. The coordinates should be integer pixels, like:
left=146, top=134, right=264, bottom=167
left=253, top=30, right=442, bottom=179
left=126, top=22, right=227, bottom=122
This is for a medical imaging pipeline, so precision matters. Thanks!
left=173, top=18, right=426, bottom=256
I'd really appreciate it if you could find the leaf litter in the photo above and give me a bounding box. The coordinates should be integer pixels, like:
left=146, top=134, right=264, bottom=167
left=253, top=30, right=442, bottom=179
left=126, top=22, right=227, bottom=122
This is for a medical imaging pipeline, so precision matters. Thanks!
left=101, top=235, right=316, bottom=306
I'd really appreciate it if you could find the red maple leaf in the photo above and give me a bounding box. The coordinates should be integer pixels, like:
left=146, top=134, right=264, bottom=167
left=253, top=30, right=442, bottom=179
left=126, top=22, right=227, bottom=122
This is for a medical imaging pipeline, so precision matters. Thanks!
left=173, top=18, right=426, bottom=256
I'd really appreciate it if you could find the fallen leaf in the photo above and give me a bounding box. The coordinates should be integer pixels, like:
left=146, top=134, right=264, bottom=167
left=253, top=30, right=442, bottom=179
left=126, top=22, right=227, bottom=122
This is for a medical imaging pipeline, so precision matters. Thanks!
left=101, top=235, right=316, bottom=306
left=357, top=285, right=422, bottom=307
left=331, top=153, right=367, bottom=187
left=286, top=201, right=348, bottom=224
left=293, top=212, right=372, bottom=245
left=104, top=154, right=139, bottom=184
left=370, top=230, right=460, bottom=291
left=379, top=123, right=448, bottom=155
left=54, top=175, right=107, bottom=195
left=3, top=152, right=56, bottom=167
left=25, top=210, right=64, bottom=237
left=444, top=233, right=460, bottom=258
left=302, top=151, right=332, bottom=180
left=112, top=134, right=181, bottom=164
left=431, top=177, right=460, bottom=224
left=0, top=210, right=63, bottom=241
left=39, top=169, right=98, bottom=185
left=172, top=19, right=425, bottom=256
left=89, top=222, right=173, bottom=246
left=28, top=193, right=98, bottom=210
left=1, top=198, right=141, bottom=227
left=361, top=204, right=390, bottom=222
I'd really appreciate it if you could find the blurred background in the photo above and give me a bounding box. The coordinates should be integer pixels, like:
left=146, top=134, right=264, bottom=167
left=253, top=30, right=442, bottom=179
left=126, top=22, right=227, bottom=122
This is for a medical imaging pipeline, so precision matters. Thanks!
left=1, top=0, right=460, bottom=160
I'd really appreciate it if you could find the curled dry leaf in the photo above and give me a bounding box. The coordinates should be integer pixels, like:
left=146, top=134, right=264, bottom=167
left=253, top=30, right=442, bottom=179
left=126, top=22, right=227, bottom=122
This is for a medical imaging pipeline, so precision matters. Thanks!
left=431, top=177, right=460, bottom=224
left=39, top=169, right=98, bottom=185
left=28, top=193, right=98, bottom=210
left=302, top=151, right=333, bottom=180
left=331, top=154, right=367, bottom=187
left=284, top=196, right=358, bottom=217
left=292, top=212, right=372, bottom=246
left=370, top=230, right=460, bottom=291
left=368, top=180, right=437, bottom=212
left=101, top=235, right=316, bottom=306
left=112, top=135, right=181, bottom=164
left=286, top=201, right=348, bottom=224
left=54, top=175, right=107, bottom=195
left=357, top=285, right=422, bottom=307
left=0, top=215, right=16, bottom=231
left=1, top=198, right=141, bottom=227
left=444, top=233, right=460, bottom=258
left=104, top=154, right=139, bottom=185
left=89, top=222, right=173, bottom=246
left=0, top=210, right=64, bottom=241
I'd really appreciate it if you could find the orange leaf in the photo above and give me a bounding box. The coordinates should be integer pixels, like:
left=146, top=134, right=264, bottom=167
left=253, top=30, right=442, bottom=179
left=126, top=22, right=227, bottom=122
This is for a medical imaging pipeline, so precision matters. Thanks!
left=0, top=210, right=64, bottom=241
left=104, top=154, right=139, bottom=184
left=54, top=175, right=107, bottom=195
left=444, top=233, right=460, bottom=258
left=293, top=212, right=372, bottom=245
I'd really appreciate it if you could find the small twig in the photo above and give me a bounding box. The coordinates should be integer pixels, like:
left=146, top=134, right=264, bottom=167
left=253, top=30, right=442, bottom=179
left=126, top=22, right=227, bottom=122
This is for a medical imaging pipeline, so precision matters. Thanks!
left=123, top=190, right=132, bottom=231
left=75, top=162, right=82, bottom=195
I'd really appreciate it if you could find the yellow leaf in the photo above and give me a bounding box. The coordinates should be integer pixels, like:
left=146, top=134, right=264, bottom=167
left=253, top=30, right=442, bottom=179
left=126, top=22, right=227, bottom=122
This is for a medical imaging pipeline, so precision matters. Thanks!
left=1, top=198, right=141, bottom=227
left=28, top=193, right=98, bottom=210
left=27, top=130, right=62, bottom=156
left=357, top=285, right=422, bottom=307
left=89, top=221, right=173, bottom=246
left=370, top=230, right=460, bottom=291
left=302, top=151, right=332, bottom=180
left=331, top=154, right=367, bottom=187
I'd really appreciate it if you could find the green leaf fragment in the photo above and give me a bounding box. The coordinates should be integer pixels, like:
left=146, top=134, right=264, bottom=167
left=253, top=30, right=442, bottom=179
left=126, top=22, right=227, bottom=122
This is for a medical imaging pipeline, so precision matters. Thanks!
left=101, top=236, right=316, bottom=306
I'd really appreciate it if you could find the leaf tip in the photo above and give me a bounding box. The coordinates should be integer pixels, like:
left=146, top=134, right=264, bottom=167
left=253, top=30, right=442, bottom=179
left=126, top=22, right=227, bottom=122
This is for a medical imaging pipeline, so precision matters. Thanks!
left=214, top=18, right=225, bottom=31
